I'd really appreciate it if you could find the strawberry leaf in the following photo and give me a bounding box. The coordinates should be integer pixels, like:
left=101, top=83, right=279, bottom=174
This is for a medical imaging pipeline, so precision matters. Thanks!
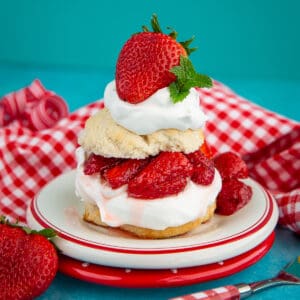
left=0, top=215, right=56, bottom=239
left=169, top=55, right=213, bottom=103
left=37, top=228, right=57, bottom=238
left=179, top=36, right=197, bottom=55
left=142, top=14, right=196, bottom=55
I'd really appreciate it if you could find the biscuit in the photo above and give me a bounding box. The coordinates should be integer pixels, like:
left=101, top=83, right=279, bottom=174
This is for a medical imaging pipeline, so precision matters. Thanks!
left=78, top=108, right=204, bottom=159
left=83, top=201, right=216, bottom=239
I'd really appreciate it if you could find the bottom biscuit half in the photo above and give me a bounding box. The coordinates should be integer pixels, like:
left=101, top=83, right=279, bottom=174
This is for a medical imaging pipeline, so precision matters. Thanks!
left=83, top=201, right=216, bottom=239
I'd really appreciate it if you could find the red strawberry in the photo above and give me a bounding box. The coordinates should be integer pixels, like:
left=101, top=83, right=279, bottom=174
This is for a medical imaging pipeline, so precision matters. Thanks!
left=186, top=149, right=215, bottom=185
left=216, top=179, right=253, bottom=215
left=84, top=153, right=123, bottom=175
left=130, top=176, right=189, bottom=199
left=116, top=31, right=186, bottom=103
left=0, top=217, right=58, bottom=300
left=104, top=158, right=150, bottom=189
left=116, top=15, right=193, bottom=104
left=116, top=15, right=212, bottom=104
left=213, top=151, right=249, bottom=180
left=128, top=152, right=193, bottom=199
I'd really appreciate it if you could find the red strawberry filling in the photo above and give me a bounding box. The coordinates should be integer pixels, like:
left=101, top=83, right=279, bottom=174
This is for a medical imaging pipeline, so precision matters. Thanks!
left=128, top=152, right=193, bottom=199
left=83, top=153, right=123, bottom=175
left=103, top=158, right=150, bottom=189
left=186, top=150, right=215, bottom=185
left=83, top=147, right=214, bottom=199
left=83, top=148, right=253, bottom=216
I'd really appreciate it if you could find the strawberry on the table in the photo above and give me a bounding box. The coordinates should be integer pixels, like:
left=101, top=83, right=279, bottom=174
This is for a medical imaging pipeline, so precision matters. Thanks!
left=0, top=216, right=58, bottom=300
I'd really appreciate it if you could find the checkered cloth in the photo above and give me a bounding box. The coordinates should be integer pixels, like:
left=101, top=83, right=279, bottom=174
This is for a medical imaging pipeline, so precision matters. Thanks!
left=0, top=80, right=299, bottom=235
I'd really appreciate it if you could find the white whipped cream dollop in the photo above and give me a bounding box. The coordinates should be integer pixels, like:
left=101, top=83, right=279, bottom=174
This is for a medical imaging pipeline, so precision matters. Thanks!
left=104, top=81, right=208, bottom=135
left=75, top=147, right=222, bottom=230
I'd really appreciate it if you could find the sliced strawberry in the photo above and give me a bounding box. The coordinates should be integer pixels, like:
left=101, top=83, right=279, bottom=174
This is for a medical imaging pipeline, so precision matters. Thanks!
left=83, top=153, right=123, bottom=175
left=186, top=150, right=215, bottom=185
left=213, top=151, right=248, bottom=180
left=199, top=140, right=213, bottom=158
left=129, top=176, right=189, bottom=200
left=216, top=179, right=252, bottom=215
left=128, top=152, right=193, bottom=199
left=104, top=158, right=150, bottom=189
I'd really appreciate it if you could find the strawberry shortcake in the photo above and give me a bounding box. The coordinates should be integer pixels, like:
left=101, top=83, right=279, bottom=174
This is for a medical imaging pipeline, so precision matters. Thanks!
left=75, top=15, right=227, bottom=238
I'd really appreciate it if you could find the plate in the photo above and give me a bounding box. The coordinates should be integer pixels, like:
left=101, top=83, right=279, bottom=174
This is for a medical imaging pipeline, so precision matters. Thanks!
left=26, top=170, right=278, bottom=270
left=58, top=232, right=275, bottom=288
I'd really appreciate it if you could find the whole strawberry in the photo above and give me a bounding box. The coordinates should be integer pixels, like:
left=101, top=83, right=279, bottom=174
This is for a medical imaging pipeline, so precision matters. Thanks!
left=116, top=14, right=212, bottom=103
left=213, top=151, right=248, bottom=180
left=213, top=151, right=253, bottom=215
left=0, top=216, right=58, bottom=300
left=216, top=179, right=252, bottom=215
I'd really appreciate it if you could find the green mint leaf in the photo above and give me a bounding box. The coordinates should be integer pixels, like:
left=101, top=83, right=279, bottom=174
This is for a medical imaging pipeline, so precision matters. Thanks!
left=169, top=82, right=189, bottom=103
left=194, top=73, right=213, bottom=88
left=169, top=56, right=213, bottom=103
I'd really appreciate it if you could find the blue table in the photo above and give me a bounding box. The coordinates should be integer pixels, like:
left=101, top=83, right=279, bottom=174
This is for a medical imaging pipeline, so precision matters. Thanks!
left=1, top=64, right=299, bottom=300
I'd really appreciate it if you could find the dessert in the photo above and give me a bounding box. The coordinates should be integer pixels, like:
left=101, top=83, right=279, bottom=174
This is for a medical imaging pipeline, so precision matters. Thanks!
left=75, top=15, right=251, bottom=239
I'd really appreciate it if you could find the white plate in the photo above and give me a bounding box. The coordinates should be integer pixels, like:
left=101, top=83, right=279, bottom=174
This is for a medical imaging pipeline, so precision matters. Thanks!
left=26, top=170, right=278, bottom=269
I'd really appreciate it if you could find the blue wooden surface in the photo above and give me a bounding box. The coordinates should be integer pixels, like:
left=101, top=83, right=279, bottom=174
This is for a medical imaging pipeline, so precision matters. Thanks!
left=0, top=65, right=299, bottom=299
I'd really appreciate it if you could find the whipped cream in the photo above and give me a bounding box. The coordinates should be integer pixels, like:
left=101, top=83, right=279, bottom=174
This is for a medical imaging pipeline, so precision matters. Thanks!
left=75, top=147, right=222, bottom=230
left=104, top=81, right=208, bottom=135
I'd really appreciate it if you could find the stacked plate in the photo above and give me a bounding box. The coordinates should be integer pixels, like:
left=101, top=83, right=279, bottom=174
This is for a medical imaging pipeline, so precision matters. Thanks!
left=27, top=170, right=278, bottom=288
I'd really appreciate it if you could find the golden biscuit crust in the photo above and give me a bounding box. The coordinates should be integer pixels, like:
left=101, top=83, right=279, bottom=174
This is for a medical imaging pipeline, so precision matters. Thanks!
left=78, top=108, right=204, bottom=159
left=83, top=202, right=216, bottom=239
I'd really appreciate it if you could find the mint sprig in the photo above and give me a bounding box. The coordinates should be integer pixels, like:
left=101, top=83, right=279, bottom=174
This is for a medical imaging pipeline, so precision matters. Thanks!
left=169, top=56, right=213, bottom=103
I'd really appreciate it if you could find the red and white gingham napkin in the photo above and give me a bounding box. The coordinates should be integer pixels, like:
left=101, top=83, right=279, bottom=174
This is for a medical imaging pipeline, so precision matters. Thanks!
left=0, top=80, right=299, bottom=234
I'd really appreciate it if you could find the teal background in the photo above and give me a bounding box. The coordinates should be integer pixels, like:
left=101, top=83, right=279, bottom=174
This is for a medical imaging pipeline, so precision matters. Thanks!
left=0, top=0, right=299, bottom=80
left=1, top=0, right=300, bottom=121
left=0, top=0, right=300, bottom=120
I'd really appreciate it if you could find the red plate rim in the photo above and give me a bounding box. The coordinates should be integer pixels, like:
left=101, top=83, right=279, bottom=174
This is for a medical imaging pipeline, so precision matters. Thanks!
left=58, top=232, right=275, bottom=288
left=29, top=174, right=275, bottom=255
